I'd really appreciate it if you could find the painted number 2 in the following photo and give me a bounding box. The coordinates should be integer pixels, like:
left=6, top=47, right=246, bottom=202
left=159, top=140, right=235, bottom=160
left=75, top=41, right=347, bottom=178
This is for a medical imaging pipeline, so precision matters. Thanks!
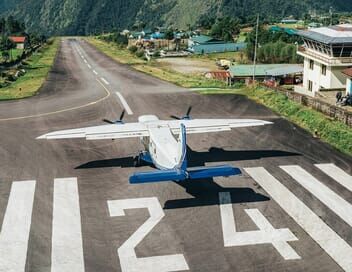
left=108, top=197, right=189, bottom=272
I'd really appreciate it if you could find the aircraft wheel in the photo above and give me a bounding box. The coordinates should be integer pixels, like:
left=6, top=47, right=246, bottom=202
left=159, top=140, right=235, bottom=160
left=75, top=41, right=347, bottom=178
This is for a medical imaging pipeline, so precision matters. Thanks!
left=133, top=156, right=141, bottom=167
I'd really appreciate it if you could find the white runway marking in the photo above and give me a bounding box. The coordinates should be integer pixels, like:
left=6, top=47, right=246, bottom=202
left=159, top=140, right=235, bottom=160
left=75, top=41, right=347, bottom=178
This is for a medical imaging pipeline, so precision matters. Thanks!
left=108, top=197, right=189, bottom=272
left=51, top=178, right=84, bottom=272
left=115, top=92, right=133, bottom=115
left=93, top=70, right=98, bottom=75
left=219, top=192, right=300, bottom=260
left=87, top=64, right=91, bottom=69
left=101, top=77, right=109, bottom=85
left=245, top=167, right=352, bottom=272
left=315, top=164, right=352, bottom=192
left=281, top=165, right=352, bottom=227
left=83, top=59, right=87, bottom=64
left=0, top=180, right=36, bottom=272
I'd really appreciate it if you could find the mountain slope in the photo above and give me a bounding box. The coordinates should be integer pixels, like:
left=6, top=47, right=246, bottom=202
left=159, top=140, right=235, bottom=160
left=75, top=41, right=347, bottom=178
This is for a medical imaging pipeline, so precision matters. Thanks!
left=3, top=0, right=352, bottom=35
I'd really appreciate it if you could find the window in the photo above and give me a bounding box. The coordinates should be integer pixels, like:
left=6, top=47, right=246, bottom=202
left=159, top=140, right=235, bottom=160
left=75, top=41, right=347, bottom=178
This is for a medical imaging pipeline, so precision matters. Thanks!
left=308, top=80, right=313, bottom=92
left=321, top=64, right=327, bottom=76
left=309, top=60, right=314, bottom=70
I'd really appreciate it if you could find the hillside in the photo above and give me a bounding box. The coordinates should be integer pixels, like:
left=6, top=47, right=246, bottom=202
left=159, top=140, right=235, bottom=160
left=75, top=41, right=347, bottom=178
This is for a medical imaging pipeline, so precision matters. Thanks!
left=2, top=0, right=352, bottom=35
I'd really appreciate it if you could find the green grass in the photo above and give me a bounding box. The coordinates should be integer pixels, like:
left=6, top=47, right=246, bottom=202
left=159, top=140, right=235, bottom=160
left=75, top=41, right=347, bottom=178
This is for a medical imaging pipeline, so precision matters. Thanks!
left=190, top=51, right=247, bottom=63
left=199, top=87, right=352, bottom=156
left=86, top=37, right=227, bottom=88
left=0, top=39, right=60, bottom=100
left=85, top=37, right=145, bottom=65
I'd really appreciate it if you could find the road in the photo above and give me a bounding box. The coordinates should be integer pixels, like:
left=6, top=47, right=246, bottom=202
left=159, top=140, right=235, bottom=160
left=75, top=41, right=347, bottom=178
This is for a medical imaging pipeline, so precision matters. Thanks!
left=0, top=38, right=351, bottom=272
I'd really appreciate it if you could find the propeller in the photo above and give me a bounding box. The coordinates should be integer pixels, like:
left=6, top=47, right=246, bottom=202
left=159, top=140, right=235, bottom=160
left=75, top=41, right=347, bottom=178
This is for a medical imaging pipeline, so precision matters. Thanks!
left=170, top=106, right=192, bottom=120
left=103, top=110, right=126, bottom=124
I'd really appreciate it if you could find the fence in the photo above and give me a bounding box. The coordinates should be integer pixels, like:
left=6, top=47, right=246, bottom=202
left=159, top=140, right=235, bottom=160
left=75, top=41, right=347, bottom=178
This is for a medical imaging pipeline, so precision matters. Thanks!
left=260, top=83, right=352, bottom=127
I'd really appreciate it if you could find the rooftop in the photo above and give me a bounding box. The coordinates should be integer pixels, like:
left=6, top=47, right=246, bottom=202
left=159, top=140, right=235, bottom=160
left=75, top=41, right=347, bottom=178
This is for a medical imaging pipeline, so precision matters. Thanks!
left=191, top=35, right=223, bottom=44
left=342, top=68, right=352, bottom=77
left=297, top=24, right=352, bottom=44
left=229, top=64, right=303, bottom=77
left=9, top=36, right=26, bottom=43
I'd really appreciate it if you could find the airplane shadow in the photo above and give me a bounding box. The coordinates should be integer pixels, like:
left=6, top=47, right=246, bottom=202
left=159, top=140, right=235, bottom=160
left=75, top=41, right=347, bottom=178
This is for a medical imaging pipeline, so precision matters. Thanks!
left=164, top=178, right=270, bottom=210
left=76, top=148, right=300, bottom=169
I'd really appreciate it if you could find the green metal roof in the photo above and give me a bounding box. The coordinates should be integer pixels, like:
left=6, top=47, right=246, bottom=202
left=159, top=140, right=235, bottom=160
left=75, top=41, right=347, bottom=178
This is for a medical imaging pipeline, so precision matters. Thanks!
left=229, top=64, right=303, bottom=77
left=191, top=35, right=223, bottom=44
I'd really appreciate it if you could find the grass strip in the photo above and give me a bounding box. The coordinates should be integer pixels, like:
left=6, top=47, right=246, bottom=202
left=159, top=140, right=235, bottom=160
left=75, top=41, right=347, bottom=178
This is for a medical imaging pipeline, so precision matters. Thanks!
left=0, top=38, right=60, bottom=100
left=199, top=87, right=352, bottom=156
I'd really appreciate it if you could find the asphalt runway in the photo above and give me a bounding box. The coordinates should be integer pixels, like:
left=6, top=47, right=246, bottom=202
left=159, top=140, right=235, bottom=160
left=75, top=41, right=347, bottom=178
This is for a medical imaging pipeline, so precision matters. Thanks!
left=0, top=38, right=351, bottom=272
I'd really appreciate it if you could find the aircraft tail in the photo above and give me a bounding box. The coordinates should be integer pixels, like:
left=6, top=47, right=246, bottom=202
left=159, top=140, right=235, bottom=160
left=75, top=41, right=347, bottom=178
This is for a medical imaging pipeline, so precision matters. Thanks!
left=177, top=123, right=187, bottom=171
left=129, top=165, right=241, bottom=184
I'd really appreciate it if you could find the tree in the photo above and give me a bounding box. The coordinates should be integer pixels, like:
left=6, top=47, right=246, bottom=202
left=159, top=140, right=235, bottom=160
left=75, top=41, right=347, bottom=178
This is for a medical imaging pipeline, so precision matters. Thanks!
left=164, top=28, right=174, bottom=50
left=210, top=17, right=240, bottom=42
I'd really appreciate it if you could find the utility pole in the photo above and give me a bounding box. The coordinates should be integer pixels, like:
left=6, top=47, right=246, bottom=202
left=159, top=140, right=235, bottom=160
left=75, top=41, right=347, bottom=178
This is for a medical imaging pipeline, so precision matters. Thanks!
left=329, top=7, right=333, bottom=26
left=253, top=14, right=259, bottom=82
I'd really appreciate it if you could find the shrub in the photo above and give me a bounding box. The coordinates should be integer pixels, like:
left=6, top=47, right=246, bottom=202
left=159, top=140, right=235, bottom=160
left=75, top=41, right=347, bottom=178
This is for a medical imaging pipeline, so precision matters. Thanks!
left=135, top=49, right=145, bottom=58
left=128, top=46, right=138, bottom=53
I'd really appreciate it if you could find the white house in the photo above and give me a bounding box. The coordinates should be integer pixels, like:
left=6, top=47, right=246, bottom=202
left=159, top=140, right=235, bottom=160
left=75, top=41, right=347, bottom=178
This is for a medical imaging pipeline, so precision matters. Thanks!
left=295, top=24, right=352, bottom=96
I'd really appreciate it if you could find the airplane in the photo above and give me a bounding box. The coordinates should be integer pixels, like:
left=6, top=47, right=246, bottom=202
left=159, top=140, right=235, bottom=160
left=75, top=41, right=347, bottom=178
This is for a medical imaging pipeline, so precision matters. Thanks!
left=37, top=107, right=273, bottom=184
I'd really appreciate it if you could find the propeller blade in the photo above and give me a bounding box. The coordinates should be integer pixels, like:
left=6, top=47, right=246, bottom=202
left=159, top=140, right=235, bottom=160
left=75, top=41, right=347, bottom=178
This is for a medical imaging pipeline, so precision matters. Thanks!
left=102, top=119, right=115, bottom=124
left=170, top=115, right=181, bottom=120
left=119, top=110, right=126, bottom=121
left=186, top=106, right=192, bottom=116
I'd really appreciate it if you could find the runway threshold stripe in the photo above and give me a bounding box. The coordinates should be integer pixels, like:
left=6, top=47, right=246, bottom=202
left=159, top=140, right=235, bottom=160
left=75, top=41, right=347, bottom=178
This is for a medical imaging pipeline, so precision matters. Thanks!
left=101, top=77, right=110, bottom=85
left=116, top=92, right=133, bottom=115
left=315, top=164, right=352, bottom=192
left=281, top=165, right=352, bottom=227
left=245, top=167, right=352, bottom=271
left=0, top=180, right=36, bottom=271
left=51, top=178, right=84, bottom=272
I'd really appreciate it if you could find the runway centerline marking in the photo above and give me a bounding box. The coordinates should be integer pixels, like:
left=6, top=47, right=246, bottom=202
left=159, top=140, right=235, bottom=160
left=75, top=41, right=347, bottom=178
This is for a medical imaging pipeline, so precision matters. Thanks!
left=245, top=167, right=352, bottom=272
left=219, top=192, right=300, bottom=260
left=101, top=77, right=110, bottom=85
left=0, top=180, right=36, bottom=271
left=281, top=165, right=352, bottom=227
left=93, top=70, right=98, bottom=75
left=315, top=164, right=352, bottom=192
left=0, top=78, right=110, bottom=122
left=115, top=92, right=133, bottom=115
left=51, top=178, right=84, bottom=271
left=87, top=64, right=92, bottom=69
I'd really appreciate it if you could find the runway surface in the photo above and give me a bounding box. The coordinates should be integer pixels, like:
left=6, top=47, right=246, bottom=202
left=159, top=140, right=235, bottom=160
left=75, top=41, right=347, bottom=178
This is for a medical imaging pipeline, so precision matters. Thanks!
left=0, top=38, right=351, bottom=272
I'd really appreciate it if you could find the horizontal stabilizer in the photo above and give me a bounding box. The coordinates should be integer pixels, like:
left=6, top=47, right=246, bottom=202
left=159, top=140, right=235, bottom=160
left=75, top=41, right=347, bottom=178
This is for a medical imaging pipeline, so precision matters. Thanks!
left=129, top=165, right=241, bottom=184
left=187, top=165, right=241, bottom=179
left=130, top=169, right=187, bottom=184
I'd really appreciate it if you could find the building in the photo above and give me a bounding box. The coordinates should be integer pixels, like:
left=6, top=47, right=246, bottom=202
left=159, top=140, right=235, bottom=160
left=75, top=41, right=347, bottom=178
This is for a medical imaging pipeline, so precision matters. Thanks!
left=281, top=18, right=298, bottom=24
left=229, top=64, right=303, bottom=82
left=342, top=68, right=352, bottom=95
left=295, top=24, right=352, bottom=96
left=9, top=36, right=26, bottom=49
left=204, top=71, right=231, bottom=84
left=188, top=35, right=246, bottom=54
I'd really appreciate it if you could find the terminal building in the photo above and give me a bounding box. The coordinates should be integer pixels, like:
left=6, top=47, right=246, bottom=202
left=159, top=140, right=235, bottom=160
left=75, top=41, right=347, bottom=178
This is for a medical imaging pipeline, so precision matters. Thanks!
left=296, top=24, right=352, bottom=96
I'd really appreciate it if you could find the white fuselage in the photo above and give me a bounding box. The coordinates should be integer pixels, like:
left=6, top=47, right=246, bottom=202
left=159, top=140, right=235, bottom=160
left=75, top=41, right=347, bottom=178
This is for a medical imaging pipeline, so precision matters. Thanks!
left=139, top=115, right=183, bottom=170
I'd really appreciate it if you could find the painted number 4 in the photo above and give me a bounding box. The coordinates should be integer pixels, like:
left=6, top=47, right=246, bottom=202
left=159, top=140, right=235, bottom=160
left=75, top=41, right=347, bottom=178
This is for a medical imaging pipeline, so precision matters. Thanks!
left=108, top=197, right=189, bottom=272
left=219, top=192, right=301, bottom=260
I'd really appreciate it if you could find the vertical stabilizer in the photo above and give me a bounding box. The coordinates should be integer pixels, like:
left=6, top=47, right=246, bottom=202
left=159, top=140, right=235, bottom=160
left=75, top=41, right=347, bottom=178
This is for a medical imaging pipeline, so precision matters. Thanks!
left=177, top=124, right=187, bottom=170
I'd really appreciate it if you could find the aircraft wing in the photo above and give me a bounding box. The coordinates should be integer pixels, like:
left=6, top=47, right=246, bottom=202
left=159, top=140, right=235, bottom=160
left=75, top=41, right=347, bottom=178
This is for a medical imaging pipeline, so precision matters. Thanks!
left=168, top=119, right=273, bottom=134
left=37, top=123, right=149, bottom=140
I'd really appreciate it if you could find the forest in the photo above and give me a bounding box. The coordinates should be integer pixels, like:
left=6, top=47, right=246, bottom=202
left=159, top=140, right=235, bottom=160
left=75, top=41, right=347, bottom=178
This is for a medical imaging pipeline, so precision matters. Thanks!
left=0, top=0, right=351, bottom=35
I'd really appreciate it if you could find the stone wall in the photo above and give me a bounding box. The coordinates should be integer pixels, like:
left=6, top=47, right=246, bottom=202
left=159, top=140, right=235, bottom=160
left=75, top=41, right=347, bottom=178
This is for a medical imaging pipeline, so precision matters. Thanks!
left=260, top=84, right=352, bottom=127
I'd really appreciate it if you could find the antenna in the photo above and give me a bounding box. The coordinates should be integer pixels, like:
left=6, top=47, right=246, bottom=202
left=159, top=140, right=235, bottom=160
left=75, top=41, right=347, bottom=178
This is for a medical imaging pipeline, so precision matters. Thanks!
left=253, top=14, right=259, bottom=82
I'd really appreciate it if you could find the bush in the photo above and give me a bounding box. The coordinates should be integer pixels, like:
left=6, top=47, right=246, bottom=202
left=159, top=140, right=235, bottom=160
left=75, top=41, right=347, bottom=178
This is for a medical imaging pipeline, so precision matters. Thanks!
left=128, top=46, right=138, bottom=53
left=135, top=49, right=145, bottom=58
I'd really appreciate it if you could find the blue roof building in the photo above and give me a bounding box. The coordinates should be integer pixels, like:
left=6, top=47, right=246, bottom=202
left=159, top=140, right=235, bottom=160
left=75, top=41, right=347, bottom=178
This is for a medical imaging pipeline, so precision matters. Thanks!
left=188, top=35, right=247, bottom=54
